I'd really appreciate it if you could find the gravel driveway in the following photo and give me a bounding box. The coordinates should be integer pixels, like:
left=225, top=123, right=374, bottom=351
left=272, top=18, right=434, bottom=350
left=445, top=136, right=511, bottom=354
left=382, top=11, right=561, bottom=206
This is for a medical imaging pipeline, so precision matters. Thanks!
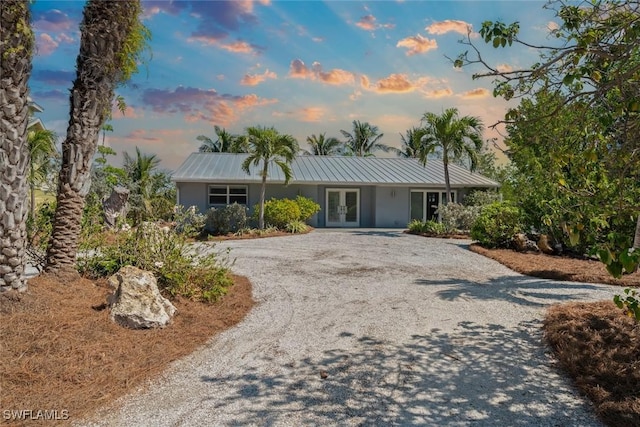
left=86, top=229, right=617, bottom=426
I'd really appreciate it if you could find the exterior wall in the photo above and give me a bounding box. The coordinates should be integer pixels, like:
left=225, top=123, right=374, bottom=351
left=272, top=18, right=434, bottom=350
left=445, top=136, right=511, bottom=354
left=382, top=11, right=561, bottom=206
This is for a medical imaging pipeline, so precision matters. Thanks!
left=375, top=186, right=410, bottom=227
left=176, top=180, right=489, bottom=228
left=177, top=182, right=209, bottom=213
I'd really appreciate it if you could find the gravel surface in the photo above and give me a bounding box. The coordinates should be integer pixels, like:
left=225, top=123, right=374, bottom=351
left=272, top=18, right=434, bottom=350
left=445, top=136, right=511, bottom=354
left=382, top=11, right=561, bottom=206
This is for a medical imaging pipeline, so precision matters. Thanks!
left=84, top=229, right=617, bottom=427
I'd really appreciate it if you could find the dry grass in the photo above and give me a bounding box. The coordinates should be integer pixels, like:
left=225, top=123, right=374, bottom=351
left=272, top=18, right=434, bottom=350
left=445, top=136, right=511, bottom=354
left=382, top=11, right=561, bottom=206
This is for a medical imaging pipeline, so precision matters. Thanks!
left=0, top=273, right=254, bottom=426
left=471, top=244, right=640, bottom=426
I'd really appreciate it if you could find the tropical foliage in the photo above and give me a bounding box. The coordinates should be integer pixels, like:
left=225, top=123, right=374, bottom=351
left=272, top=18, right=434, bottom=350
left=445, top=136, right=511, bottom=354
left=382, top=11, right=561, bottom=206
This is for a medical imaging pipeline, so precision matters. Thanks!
left=303, top=133, right=343, bottom=156
left=27, top=129, right=58, bottom=219
left=242, top=126, right=299, bottom=229
left=420, top=108, right=484, bottom=202
left=340, top=120, right=391, bottom=157
left=197, top=125, right=248, bottom=153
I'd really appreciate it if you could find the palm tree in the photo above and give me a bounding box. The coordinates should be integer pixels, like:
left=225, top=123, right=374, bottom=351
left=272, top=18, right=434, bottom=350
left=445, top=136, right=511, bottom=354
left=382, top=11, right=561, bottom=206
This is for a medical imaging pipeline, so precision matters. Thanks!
left=340, top=120, right=390, bottom=157
left=302, top=133, right=343, bottom=155
left=242, top=126, right=299, bottom=229
left=395, top=127, right=428, bottom=159
left=197, top=125, right=247, bottom=153
left=123, top=147, right=160, bottom=224
left=27, top=129, right=58, bottom=219
left=0, top=1, right=35, bottom=291
left=420, top=108, right=484, bottom=203
left=46, top=0, right=149, bottom=275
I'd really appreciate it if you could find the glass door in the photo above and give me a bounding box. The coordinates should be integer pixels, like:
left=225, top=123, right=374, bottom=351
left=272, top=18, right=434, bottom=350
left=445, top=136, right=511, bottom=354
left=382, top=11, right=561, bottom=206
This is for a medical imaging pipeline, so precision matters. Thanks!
left=326, top=189, right=360, bottom=227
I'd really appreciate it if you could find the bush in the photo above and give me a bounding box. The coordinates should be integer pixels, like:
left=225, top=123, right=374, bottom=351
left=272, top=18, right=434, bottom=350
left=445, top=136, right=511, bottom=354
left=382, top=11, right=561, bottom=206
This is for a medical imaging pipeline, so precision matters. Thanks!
left=78, top=223, right=233, bottom=303
left=437, top=203, right=481, bottom=233
left=205, top=203, right=248, bottom=235
left=295, top=195, right=320, bottom=223
left=286, top=220, right=309, bottom=234
left=471, top=202, right=523, bottom=248
left=258, top=198, right=301, bottom=229
left=463, top=190, right=501, bottom=207
left=407, top=219, right=446, bottom=235
left=173, top=205, right=206, bottom=237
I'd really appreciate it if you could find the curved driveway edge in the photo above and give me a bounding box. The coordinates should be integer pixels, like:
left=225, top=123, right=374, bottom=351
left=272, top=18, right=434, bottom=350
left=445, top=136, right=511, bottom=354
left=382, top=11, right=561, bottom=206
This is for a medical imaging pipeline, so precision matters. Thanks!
left=84, top=229, right=614, bottom=426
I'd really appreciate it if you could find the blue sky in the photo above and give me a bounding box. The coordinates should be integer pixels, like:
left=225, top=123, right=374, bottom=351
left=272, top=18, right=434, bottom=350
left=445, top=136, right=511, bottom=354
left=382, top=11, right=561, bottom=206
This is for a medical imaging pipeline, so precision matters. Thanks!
left=29, top=0, right=558, bottom=170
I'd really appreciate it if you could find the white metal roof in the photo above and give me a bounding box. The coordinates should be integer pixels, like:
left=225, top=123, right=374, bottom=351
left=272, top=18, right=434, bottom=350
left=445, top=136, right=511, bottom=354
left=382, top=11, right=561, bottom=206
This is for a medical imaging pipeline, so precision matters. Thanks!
left=172, top=152, right=500, bottom=188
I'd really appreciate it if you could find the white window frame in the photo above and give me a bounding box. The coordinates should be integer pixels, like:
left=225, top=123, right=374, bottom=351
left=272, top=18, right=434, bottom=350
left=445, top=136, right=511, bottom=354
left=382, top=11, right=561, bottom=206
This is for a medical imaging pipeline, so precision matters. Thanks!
left=208, top=185, right=248, bottom=207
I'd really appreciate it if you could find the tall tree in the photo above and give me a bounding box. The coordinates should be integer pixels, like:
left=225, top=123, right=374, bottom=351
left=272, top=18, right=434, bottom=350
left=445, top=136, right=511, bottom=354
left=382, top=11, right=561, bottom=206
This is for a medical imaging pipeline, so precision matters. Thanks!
left=0, top=0, right=35, bottom=291
left=46, top=0, right=150, bottom=275
left=197, top=125, right=247, bottom=153
left=420, top=108, right=484, bottom=203
left=455, top=0, right=640, bottom=272
left=27, top=129, right=58, bottom=219
left=302, top=133, right=343, bottom=156
left=395, top=127, right=428, bottom=159
left=242, top=126, right=299, bottom=229
left=340, top=120, right=390, bottom=157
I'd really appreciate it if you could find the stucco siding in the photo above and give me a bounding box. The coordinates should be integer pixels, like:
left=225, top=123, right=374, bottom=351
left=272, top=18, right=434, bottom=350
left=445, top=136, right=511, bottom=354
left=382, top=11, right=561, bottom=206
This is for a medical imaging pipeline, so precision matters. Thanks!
left=177, top=182, right=208, bottom=213
left=375, top=186, right=409, bottom=227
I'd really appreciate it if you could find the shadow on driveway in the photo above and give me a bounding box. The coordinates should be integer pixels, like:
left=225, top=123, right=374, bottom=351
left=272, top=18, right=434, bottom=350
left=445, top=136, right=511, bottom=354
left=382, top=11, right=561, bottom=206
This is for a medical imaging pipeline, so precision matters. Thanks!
left=199, top=321, right=597, bottom=426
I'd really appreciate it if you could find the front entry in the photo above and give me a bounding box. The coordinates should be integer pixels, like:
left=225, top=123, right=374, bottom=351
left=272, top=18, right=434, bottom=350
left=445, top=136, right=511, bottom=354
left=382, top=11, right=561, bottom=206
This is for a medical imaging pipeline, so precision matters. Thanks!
left=326, top=188, right=360, bottom=227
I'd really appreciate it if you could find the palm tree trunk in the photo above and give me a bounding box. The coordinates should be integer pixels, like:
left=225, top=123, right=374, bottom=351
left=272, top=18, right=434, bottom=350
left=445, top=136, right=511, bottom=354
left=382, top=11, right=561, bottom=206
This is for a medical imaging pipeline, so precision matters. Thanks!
left=0, top=1, right=34, bottom=292
left=46, top=1, right=141, bottom=275
left=443, top=156, right=453, bottom=204
left=634, top=212, right=640, bottom=249
left=259, top=169, right=267, bottom=229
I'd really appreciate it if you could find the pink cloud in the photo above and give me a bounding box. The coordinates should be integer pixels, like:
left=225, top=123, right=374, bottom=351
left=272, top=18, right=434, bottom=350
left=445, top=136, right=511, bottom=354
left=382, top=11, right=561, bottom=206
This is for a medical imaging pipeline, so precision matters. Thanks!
left=426, top=20, right=471, bottom=35
left=288, top=60, right=355, bottom=85
left=458, top=88, right=490, bottom=99
left=220, top=40, right=260, bottom=54
left=111, top=104, right=142, bottom=119
left=56, top=33, right=74, bottom=44
left=355, top=14, right=395, bottom=31
left=142, top=86, right=277, bottom=126
left=241, top=69, right=277, bottom=86
left=496, top=64, right=513, bottom=73
left=396, top=34, right=437, bottom=56
left=361, top=73, right=452, bottom=98
left=36, top=33, right=59, bottom=56
left=272, top=107, right=326, bottom=123
left=188, top=35, right=261, bottom=55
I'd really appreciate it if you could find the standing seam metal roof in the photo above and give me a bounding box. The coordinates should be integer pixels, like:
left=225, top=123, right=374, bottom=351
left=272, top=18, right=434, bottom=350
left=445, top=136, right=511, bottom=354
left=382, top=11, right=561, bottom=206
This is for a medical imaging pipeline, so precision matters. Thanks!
left=172, top=153, right=500, bottom=188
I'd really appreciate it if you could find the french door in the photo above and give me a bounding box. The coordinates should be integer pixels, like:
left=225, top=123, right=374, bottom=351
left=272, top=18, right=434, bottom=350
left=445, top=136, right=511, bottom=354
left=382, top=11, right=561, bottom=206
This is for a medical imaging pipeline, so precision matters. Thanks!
left=410, top=190, right=455, bottom=222
left=326, top=189, right=360, bottom=227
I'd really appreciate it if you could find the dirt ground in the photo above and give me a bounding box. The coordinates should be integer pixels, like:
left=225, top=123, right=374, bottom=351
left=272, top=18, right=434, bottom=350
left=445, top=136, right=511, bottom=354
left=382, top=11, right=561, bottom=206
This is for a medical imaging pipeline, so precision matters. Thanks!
left=0, top=273, right=254, bottom=426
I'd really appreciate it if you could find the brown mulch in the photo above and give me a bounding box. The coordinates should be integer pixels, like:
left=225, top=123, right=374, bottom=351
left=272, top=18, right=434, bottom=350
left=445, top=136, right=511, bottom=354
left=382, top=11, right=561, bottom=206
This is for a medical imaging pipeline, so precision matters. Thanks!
left=469, top=243, right=640, bottom=287
left=468, top=242, right=640, bottom=427
left=0, top=273, right=254, bottom=426
left=544, top=302, right=640, bottom=427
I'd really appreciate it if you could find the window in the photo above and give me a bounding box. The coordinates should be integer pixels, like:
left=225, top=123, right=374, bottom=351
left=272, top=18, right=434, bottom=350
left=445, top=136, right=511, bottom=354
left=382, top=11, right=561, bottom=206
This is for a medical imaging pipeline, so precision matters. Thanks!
left=410, top=190, right=456, bottom=222
left=208, top=185, right=247, bottom=206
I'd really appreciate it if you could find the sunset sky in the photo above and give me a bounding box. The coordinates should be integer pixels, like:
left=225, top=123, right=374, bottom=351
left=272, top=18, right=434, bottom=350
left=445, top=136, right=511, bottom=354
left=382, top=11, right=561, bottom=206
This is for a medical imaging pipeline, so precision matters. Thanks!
left=29, top=0, right=558, bottom=170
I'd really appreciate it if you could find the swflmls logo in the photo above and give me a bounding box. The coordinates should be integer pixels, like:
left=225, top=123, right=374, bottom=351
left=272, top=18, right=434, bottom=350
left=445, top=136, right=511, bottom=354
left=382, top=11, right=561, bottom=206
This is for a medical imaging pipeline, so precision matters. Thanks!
left=3, top=409, right=69, bottom=421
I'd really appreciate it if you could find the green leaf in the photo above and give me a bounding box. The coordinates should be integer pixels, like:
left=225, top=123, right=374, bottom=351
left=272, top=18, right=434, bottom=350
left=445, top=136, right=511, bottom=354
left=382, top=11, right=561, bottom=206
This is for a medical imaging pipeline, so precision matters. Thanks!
left=493, top=37, right=501, bottom=48
left=568, top=229, right=580, bottom=247
left=598, top=248, right=612, bottom=265
left=620, top=250, right=639, bottom=274
left=613, top=294, right=623, bottom=308
left=606, top=261, right=623, bottom=279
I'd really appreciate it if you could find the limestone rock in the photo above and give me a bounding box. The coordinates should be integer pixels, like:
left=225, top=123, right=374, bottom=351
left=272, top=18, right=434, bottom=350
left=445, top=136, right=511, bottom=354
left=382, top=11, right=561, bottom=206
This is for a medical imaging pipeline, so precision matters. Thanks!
left=514, top=233, right=539, bottom=252
left=102, top=186, right=129, bottom=230
left=538, top=234, right=555, bottom=255
left=107, top=265, right=177, bottom=329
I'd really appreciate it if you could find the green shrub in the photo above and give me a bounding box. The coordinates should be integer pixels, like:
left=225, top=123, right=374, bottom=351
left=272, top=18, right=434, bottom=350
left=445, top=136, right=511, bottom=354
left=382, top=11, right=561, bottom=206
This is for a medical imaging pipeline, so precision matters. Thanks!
left=206, top=203, right=248, bottom=235
left=258, top=198, right=301, bottom=229
left=407, top=219, right=446, bottom=234
left=463, top=190, right=501, bottom=207
left=173, top=205, right=206, bottom=237
left=295, top=195, right=320, bottom=223
left=437, top=203, right=481, bottom=233
left=286, top=220, right=309, bottom=234
left=78, top=223, right=233, bottom=303
left=470, top=202, right=523, bottom=248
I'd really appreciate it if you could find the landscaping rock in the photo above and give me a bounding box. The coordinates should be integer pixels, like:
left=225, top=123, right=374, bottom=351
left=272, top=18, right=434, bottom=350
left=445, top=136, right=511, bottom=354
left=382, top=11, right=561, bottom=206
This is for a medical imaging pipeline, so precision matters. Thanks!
left=514, top=233, right=539, bottom=252
left=107, top=265, right=176, bottom=329
left=102, top=186, right=129, bottom=230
